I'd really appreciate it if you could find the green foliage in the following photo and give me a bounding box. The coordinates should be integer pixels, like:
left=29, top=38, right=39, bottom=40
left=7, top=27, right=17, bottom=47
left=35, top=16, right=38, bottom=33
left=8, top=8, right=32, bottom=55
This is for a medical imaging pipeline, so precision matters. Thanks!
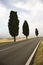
left=23, top=20, right=29, bottom=38
left=8, top=10, right=19, bottom=41
left=35, top=28, right=39, bottom=36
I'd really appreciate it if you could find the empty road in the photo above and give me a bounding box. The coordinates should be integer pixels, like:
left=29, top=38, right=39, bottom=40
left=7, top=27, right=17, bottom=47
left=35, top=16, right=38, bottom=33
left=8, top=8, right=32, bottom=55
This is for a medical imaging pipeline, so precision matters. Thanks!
left=0, top=37, right=40, bottom=65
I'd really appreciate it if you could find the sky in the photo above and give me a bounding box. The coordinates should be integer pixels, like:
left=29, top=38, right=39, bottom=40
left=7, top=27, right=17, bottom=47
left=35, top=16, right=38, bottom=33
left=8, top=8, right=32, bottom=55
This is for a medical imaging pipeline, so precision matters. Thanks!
left=0, top=0, right=43, bottom=38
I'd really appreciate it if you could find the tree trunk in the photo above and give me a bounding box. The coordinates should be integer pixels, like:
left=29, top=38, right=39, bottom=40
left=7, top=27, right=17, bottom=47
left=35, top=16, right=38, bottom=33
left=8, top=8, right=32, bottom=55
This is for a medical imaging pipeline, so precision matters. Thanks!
left=14, top=36, right=16, bottom=42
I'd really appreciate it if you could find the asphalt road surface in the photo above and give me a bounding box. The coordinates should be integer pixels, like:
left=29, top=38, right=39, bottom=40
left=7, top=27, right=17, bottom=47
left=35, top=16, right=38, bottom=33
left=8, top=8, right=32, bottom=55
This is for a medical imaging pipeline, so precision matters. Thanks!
left=0, top=37, right=40, bottom=65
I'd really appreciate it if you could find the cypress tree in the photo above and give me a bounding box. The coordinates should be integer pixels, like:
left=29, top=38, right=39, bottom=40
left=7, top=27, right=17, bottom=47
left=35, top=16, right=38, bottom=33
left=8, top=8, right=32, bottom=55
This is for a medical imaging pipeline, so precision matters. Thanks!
left=8, top=11, right=19, bottom=42
left=23, top=20, right=29, bottom=39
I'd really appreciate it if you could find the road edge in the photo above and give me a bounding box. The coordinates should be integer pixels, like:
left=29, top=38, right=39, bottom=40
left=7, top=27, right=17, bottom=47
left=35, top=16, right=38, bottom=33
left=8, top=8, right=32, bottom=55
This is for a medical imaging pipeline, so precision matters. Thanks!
left=25, top=41, right=40, bottom=65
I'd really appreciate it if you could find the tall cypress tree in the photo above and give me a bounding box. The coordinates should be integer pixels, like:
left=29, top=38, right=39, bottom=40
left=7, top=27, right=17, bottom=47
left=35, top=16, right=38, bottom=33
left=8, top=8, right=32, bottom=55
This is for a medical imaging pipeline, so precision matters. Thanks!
left=8, top=10, right=19, bottom=42
left=23, top=20, right=29, bottom=39
left=35, top=28, right=39, bottom=36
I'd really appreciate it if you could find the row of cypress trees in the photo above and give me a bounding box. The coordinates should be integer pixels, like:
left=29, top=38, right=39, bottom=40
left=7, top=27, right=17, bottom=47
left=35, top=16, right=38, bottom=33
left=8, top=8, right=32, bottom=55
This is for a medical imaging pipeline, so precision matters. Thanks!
left=8, top=10, right=39, bottom=42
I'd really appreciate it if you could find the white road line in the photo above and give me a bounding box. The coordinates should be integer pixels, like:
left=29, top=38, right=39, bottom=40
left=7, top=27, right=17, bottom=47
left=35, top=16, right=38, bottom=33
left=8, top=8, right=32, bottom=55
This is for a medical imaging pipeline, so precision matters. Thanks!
left=0, top=45, right=15, bottom=52
left=25, top=41, right=40, bottom=65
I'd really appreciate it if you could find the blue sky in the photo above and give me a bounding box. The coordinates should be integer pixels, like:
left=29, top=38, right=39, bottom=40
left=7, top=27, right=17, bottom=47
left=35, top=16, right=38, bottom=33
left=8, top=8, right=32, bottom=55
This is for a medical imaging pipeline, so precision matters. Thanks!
left=0, top=0, right=43, bottom=38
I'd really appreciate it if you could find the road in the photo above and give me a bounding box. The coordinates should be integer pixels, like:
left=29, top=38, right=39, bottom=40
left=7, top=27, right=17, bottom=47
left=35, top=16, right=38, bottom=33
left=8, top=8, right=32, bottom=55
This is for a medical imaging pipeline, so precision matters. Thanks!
left=0, top=37, right=40, bottom=65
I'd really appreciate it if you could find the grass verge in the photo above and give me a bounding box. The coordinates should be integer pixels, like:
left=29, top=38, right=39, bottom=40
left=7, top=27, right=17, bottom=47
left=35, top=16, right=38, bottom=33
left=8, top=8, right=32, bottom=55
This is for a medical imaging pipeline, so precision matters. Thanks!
left=32, top=40, right=43, bottom=65
left=0, top=37, right=34, bottom=44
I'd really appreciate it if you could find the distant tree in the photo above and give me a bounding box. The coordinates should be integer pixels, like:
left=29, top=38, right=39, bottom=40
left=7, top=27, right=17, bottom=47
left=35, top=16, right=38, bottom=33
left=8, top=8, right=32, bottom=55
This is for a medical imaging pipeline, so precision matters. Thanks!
left=35, top=28, right=39, bottom=36
left=8, top=10, right=19, bottom=42
left=22, top=20, right=29, bottom=39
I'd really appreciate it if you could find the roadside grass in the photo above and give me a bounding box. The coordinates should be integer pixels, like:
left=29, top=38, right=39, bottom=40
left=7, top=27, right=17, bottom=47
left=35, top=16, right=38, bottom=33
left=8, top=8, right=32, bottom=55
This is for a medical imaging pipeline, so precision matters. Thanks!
left=32, top=40, right=43, bottom=65
left=0, top=37, right=35, bottom=44
left=0, top=37, right=26, bottom=44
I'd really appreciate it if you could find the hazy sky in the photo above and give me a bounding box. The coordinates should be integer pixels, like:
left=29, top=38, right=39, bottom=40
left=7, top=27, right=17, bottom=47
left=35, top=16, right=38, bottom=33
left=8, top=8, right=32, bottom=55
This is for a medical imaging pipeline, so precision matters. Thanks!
left=0, top=0, right=43, bottom=38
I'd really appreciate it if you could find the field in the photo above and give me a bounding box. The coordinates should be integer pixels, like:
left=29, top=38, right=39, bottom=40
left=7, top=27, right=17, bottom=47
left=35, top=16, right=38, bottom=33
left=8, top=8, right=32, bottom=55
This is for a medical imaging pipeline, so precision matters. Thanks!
left=0, top=38, right=25, bottom=43
left=33, top=40, right=43, bottom=65
left=0, top=36, right=35, bottom=43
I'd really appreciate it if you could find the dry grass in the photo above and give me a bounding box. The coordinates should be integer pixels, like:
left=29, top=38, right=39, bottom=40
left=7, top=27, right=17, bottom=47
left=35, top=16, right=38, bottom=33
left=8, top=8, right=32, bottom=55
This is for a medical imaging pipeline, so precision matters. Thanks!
left=0, top=37, right=35, bottom=43
left=0, top=38, right=14, bottom=43
left=33, top=40, right=43, bottom=65
left=0, top=37, right=26, bottom=43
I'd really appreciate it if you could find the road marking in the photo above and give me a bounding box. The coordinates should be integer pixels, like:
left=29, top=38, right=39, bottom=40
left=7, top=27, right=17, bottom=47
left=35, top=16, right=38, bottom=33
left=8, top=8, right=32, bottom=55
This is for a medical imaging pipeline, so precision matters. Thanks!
left=0, top=45, right=15, bottom=52
left=25, top=41, right=40, bottom=65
